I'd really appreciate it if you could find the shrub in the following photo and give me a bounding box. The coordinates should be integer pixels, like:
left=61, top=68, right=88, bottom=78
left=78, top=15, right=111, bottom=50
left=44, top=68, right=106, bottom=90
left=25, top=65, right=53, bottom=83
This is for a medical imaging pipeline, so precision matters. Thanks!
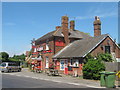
left=97, top=53, right=113, bottom=62
left=83, top=54, right=105, bottom=80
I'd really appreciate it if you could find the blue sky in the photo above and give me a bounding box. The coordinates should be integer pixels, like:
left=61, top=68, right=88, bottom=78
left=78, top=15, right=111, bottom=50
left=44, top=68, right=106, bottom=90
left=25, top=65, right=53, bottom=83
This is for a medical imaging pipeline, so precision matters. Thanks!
left=2, top=2, right=118, bottom=57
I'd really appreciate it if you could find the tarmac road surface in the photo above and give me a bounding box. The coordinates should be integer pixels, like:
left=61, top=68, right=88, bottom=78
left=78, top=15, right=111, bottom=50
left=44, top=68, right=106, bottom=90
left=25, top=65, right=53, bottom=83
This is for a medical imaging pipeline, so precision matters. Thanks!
left=2, top=74, right=89, bottom=88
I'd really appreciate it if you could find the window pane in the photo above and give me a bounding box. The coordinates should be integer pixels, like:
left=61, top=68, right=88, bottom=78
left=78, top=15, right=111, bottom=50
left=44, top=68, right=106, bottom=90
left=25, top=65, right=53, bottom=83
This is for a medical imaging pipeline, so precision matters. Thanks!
left=105, top=46, right=110, bottom=53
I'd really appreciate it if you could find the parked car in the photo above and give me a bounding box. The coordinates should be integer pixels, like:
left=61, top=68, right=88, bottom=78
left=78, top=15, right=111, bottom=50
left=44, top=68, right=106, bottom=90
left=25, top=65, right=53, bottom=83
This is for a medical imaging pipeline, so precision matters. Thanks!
left=0, top=62, right=22, bottom=73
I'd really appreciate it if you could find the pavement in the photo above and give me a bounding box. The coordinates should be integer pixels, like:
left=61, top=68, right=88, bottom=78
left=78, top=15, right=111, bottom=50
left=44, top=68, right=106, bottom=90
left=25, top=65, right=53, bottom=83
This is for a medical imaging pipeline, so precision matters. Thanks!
left=2, top=68, right=120, bottom=89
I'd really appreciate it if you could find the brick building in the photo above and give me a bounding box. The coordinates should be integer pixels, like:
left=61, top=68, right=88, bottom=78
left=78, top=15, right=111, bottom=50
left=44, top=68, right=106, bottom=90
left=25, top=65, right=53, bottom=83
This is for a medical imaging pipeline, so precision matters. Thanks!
left=26, top=16, right=120, bottom=76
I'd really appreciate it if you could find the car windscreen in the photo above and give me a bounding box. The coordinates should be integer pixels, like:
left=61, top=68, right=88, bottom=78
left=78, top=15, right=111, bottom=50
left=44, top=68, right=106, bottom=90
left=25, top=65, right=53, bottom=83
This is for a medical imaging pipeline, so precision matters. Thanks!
left=0, top=63, right=6, bottom=67
left=8, top=63, right=19, bottom=66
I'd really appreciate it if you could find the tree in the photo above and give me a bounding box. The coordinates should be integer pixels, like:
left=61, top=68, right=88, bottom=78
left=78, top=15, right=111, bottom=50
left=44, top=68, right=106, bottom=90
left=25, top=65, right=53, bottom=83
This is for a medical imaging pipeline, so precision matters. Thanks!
left=83, top=54, right=105, bottom=80
left=97, top=53, right=113, bottom=62
left=0, top=52, right=9, bottom=61
left=9, top=54, right=26, bottom=61
left=83, top=53, right=114, bottom=80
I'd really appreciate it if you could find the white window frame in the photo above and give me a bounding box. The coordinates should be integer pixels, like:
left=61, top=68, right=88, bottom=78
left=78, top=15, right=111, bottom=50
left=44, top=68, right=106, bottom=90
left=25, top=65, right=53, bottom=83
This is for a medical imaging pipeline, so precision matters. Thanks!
left=70, top=59, right=79, bottom=67
left=60, top=60, right=65, bottom=70
left=34, top=48, right=37, bottom=52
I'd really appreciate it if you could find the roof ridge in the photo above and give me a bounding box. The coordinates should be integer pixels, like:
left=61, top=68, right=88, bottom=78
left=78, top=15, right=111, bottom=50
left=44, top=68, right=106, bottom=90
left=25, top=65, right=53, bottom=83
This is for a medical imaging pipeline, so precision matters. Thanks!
left=53, top=28, right=61, bottom=36
left=35, top=30, right=56, bottom=42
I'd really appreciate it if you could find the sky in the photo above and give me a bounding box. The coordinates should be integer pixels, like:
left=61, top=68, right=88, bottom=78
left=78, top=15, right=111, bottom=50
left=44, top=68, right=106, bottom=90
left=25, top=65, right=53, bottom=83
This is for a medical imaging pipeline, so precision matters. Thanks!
left=2, top=2, right=119, bottom=57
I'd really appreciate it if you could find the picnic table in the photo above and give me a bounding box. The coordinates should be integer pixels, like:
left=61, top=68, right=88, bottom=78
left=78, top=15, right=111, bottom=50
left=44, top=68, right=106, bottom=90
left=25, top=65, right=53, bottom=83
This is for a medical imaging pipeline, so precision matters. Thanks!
left=47, top=69, right=59, bottom=76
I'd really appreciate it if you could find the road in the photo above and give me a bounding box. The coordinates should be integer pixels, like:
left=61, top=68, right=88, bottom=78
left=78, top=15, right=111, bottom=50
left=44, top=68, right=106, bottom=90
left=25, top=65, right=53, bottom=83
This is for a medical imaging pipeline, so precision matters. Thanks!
left=2, top=74, right=89, bottom=88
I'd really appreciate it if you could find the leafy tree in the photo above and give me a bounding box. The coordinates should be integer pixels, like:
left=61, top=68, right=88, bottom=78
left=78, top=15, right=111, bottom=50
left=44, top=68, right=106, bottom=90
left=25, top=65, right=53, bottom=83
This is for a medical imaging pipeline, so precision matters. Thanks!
left=83, top=53, right=114, bottom=80
left=83, top=53, right=94, bottom=63
left=10, top=54, right=26, bottom=61
left=0, top=52, right=9, bottom=61
left=97, top=53, right=113, bottom=62
left=83, top=54, right=105, bottom=80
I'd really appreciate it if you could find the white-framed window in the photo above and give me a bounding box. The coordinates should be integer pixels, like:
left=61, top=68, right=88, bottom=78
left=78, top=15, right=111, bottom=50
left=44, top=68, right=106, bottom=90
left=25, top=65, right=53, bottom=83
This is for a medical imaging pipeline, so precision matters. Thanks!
left=34, top=48, right=37, bottom=52
left=60, top=60, right=65, bottom=70
left=45, top=57, right=49, bottom=68
left=70, top=59, right=79, bottom=67
left=105, top=46, right=111, bottom=54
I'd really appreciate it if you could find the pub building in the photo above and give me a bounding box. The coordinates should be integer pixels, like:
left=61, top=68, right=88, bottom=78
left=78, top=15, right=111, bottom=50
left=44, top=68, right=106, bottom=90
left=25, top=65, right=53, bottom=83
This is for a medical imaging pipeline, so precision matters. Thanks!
left=26, top=16, right=120, bottom=76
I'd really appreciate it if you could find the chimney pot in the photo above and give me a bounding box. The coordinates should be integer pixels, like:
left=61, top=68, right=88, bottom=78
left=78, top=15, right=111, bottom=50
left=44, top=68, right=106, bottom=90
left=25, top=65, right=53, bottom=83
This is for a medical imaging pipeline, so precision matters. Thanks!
left=61, top=16, right=70, bottom=45
left=70, top=20, right=75, bottom=30
left=61, top=16, right=69, bottom=29
left=94, top=16, right=101, bottom=37
left=56, top=26, right=61, bottom=30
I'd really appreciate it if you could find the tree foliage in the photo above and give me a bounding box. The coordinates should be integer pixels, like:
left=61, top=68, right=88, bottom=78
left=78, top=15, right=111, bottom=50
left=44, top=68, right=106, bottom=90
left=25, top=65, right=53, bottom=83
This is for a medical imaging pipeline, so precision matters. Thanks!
left=0, top=52, right=9, bottom=61
left=97, top=53, right=113, bottom=62
left=9, top=54, right=26, bottom=61
left=83, top=53, right=112, bottom=80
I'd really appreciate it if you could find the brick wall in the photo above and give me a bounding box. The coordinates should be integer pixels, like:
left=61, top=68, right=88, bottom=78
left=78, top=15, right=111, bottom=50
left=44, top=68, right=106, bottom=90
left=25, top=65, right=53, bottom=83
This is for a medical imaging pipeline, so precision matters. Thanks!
left=91, top=36, right=120, bottom=58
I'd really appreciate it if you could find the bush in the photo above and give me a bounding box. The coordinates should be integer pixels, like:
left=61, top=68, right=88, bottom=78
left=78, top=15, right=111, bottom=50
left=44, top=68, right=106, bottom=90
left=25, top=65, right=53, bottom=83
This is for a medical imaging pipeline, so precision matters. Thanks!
left=83, top=54, right=105, bottom=80
left=0, top=52, right=9, bottom=61
left=97, top=53, right=113, bottom=62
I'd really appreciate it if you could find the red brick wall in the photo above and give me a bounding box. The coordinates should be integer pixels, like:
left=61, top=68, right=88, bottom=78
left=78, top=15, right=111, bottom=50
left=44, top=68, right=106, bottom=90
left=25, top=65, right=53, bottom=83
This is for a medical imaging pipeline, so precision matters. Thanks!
left=91, top=36, right=120, bottom=58
left=55, top=58, right=84, bottom=76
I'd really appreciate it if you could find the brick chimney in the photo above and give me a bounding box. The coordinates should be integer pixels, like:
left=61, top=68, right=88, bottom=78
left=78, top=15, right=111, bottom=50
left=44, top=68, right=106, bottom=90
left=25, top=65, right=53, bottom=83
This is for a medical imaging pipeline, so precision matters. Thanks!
left=70, top=20, right=75, bottom=30
left=56, top=26, right=61, bottom=30
left=61, top=16, right=70, bottom=45
left=93, top=16, right=101, bottom=37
